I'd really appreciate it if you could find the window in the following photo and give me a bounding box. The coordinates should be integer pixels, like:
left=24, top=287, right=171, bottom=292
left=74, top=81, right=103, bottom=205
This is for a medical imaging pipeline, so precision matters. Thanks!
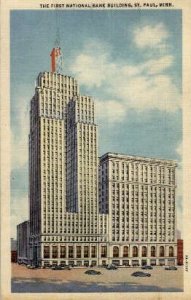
left=52, top=246, right=58, bottom=258
left=76, top=246, right=81, bottom=258
left=151, top=246, right=156, bottom=257
left=91, top=246, right=96, bottom=258
left=123, top=246, right=128, bottom=257
left=60, top=246, right=66, bottom=258
left=142, top=246, right=147, bottom=257
left=133, top=246, right=138, bottom=257
left=68, top=246, right=74, bottom=258
left=169, top=246, right=174, bottom=257
left=101, top=246, right=107, bottom=258
left=160, top=246, right=164, bottom=257
left=44, top=246, right=50, bottom=259
left=84, top=246, right=89, bottom=258
left=113, top=246, right=119, bottom=258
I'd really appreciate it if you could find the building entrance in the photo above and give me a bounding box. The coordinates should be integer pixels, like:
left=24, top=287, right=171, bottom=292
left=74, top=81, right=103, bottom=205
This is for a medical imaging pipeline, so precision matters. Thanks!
left=112, top=260, right=120, bottom=266
left=132, top=260, right=139, bottom=266
left=168, top=259, right=175, bottom=266
left=150, top=259, right=156, bottom=266
left=122, top=260, right=129, bottom=266
left=141, top=259, right=147, bottom=266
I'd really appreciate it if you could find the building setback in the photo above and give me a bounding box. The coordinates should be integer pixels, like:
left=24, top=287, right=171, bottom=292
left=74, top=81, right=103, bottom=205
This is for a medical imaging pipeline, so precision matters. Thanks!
left=26, top=46, right=177, bottom=267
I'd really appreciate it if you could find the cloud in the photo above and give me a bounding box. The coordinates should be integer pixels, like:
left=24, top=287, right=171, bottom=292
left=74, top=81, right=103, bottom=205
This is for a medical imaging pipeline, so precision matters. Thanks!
left=112, top=73, right=180, bottom=112
left=96, top=99, right=126, bottom=123
left=70, top=39, right=181, bottom=124
left=121, top=55, right=174, bottom=76
left=11, top=195, right=29, bottom=238
left=71, top=53, right=105, bottom=88
left=70, top=41, right=113, bottom=88
left=133, top=23, right=169, bottom=50
left=142, top=55, right=174, bottom=75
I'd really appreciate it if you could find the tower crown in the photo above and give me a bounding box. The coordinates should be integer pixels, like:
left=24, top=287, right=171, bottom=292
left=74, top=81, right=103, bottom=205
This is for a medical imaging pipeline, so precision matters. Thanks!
left=50, top=47, right=64, bottom=74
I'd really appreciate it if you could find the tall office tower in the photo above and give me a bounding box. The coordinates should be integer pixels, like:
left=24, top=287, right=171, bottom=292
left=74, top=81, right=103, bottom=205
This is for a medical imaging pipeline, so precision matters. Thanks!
left=99, top=153, right=177, bottom=267
left=29, top=47, right=107, bottom=266
left=65, top=95, right=109, bottom=264
left=29, top=46, right=79, bottom=263
left=66, top=96, right=97, bottom=214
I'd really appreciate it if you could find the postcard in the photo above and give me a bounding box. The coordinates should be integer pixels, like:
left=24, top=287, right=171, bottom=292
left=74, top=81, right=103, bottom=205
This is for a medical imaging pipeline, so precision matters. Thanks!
left=1, top=0, right=191, bottom=299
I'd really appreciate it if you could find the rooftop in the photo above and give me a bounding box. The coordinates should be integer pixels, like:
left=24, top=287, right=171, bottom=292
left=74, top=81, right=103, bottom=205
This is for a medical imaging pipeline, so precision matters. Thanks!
left=99, top=152, right=177, bottom=166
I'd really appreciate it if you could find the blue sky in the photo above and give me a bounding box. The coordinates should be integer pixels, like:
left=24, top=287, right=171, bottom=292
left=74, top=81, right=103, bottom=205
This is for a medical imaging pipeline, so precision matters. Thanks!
left=11, top=9, right=182, bottom=238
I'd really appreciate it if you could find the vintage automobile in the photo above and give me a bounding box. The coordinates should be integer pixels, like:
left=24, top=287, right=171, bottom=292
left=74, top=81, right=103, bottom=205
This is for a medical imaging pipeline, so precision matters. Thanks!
left=106, top=264, right=118, bottom=270
left=165, top=266, right=177, bottom=270
left=131, top=271, right=151, bottom=277
left=141, top=265, right=153, bottom=270
left=85, top=270, right=101, bottom=275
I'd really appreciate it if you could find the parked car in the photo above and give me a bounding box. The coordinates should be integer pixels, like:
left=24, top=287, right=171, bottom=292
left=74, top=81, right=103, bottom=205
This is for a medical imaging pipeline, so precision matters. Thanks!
left=52, top=265, right=63, bottom=270
left=26, top=265, right=37, bottom=269
left=165, top=266, right=177, bottom=270
left=106, top=264, right=118, bottom=270
left=63, top=265, right=72, bottom=270
left=142, top=265, right=153, bottom=270
left=131, top=271, right=151, bottom=277
left=26, top=264, right=31, bottom=268
left=42, top=264, right=51, bottom=269
left=85, top=270, right=101, bottom=275
left=90, top=264, right=97, bottom=268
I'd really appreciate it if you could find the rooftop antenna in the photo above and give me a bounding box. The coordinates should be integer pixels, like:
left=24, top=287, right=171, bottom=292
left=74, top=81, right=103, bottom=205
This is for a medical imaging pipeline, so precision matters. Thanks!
left=50, top=10, right=64, bottom=74
left=55, top=25, right=61, bottom=48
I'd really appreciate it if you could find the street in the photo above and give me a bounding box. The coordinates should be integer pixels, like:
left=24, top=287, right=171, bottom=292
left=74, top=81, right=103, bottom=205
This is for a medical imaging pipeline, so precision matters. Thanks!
left=12, top=263, right=183, bottom=293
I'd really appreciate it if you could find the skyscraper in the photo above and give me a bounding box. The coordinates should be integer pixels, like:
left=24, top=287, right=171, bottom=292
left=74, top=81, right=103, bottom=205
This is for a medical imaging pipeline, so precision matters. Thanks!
left=29, top=47, right=107, bottom=267
left=26, top=47, right=177, bottom=267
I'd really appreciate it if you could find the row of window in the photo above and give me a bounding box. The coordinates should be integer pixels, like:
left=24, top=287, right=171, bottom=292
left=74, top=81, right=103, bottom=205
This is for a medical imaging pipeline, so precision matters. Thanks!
left=116, top=179, right=173, bottom=185
left=43, top=236, right=101, bottom=242
left=40, top=76, right=76, bottom=87
left=108, top=186, right=175, bottom=195
left=113, top=245, right=174, bottom=257
left=43, top=245, right=174, bottom=259
left=110, top=161, right=174, bottom=172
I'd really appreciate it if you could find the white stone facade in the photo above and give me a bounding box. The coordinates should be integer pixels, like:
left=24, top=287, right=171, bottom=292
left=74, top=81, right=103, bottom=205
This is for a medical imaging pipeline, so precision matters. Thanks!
left=29, top=65, right=108, bottom=266
left=99, top=153, right=177, bottom=266
left=28, top=48, right=177, bottom=267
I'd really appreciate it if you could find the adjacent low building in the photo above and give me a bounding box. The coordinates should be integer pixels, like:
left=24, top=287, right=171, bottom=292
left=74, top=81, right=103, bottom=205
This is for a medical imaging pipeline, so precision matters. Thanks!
left=17, top=221, right=30, bottom=264
left=177, top=239, right=183, bottom=265
left=11, top=238, right=17, bottom=263
left=99, top=153, right=177, bottom=266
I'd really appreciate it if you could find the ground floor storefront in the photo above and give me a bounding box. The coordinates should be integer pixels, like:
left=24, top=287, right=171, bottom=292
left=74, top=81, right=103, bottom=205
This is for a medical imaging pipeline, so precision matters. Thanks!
left=26, top=241, right=177, bottom=267
left=39, top=257, right=176, bottom=267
